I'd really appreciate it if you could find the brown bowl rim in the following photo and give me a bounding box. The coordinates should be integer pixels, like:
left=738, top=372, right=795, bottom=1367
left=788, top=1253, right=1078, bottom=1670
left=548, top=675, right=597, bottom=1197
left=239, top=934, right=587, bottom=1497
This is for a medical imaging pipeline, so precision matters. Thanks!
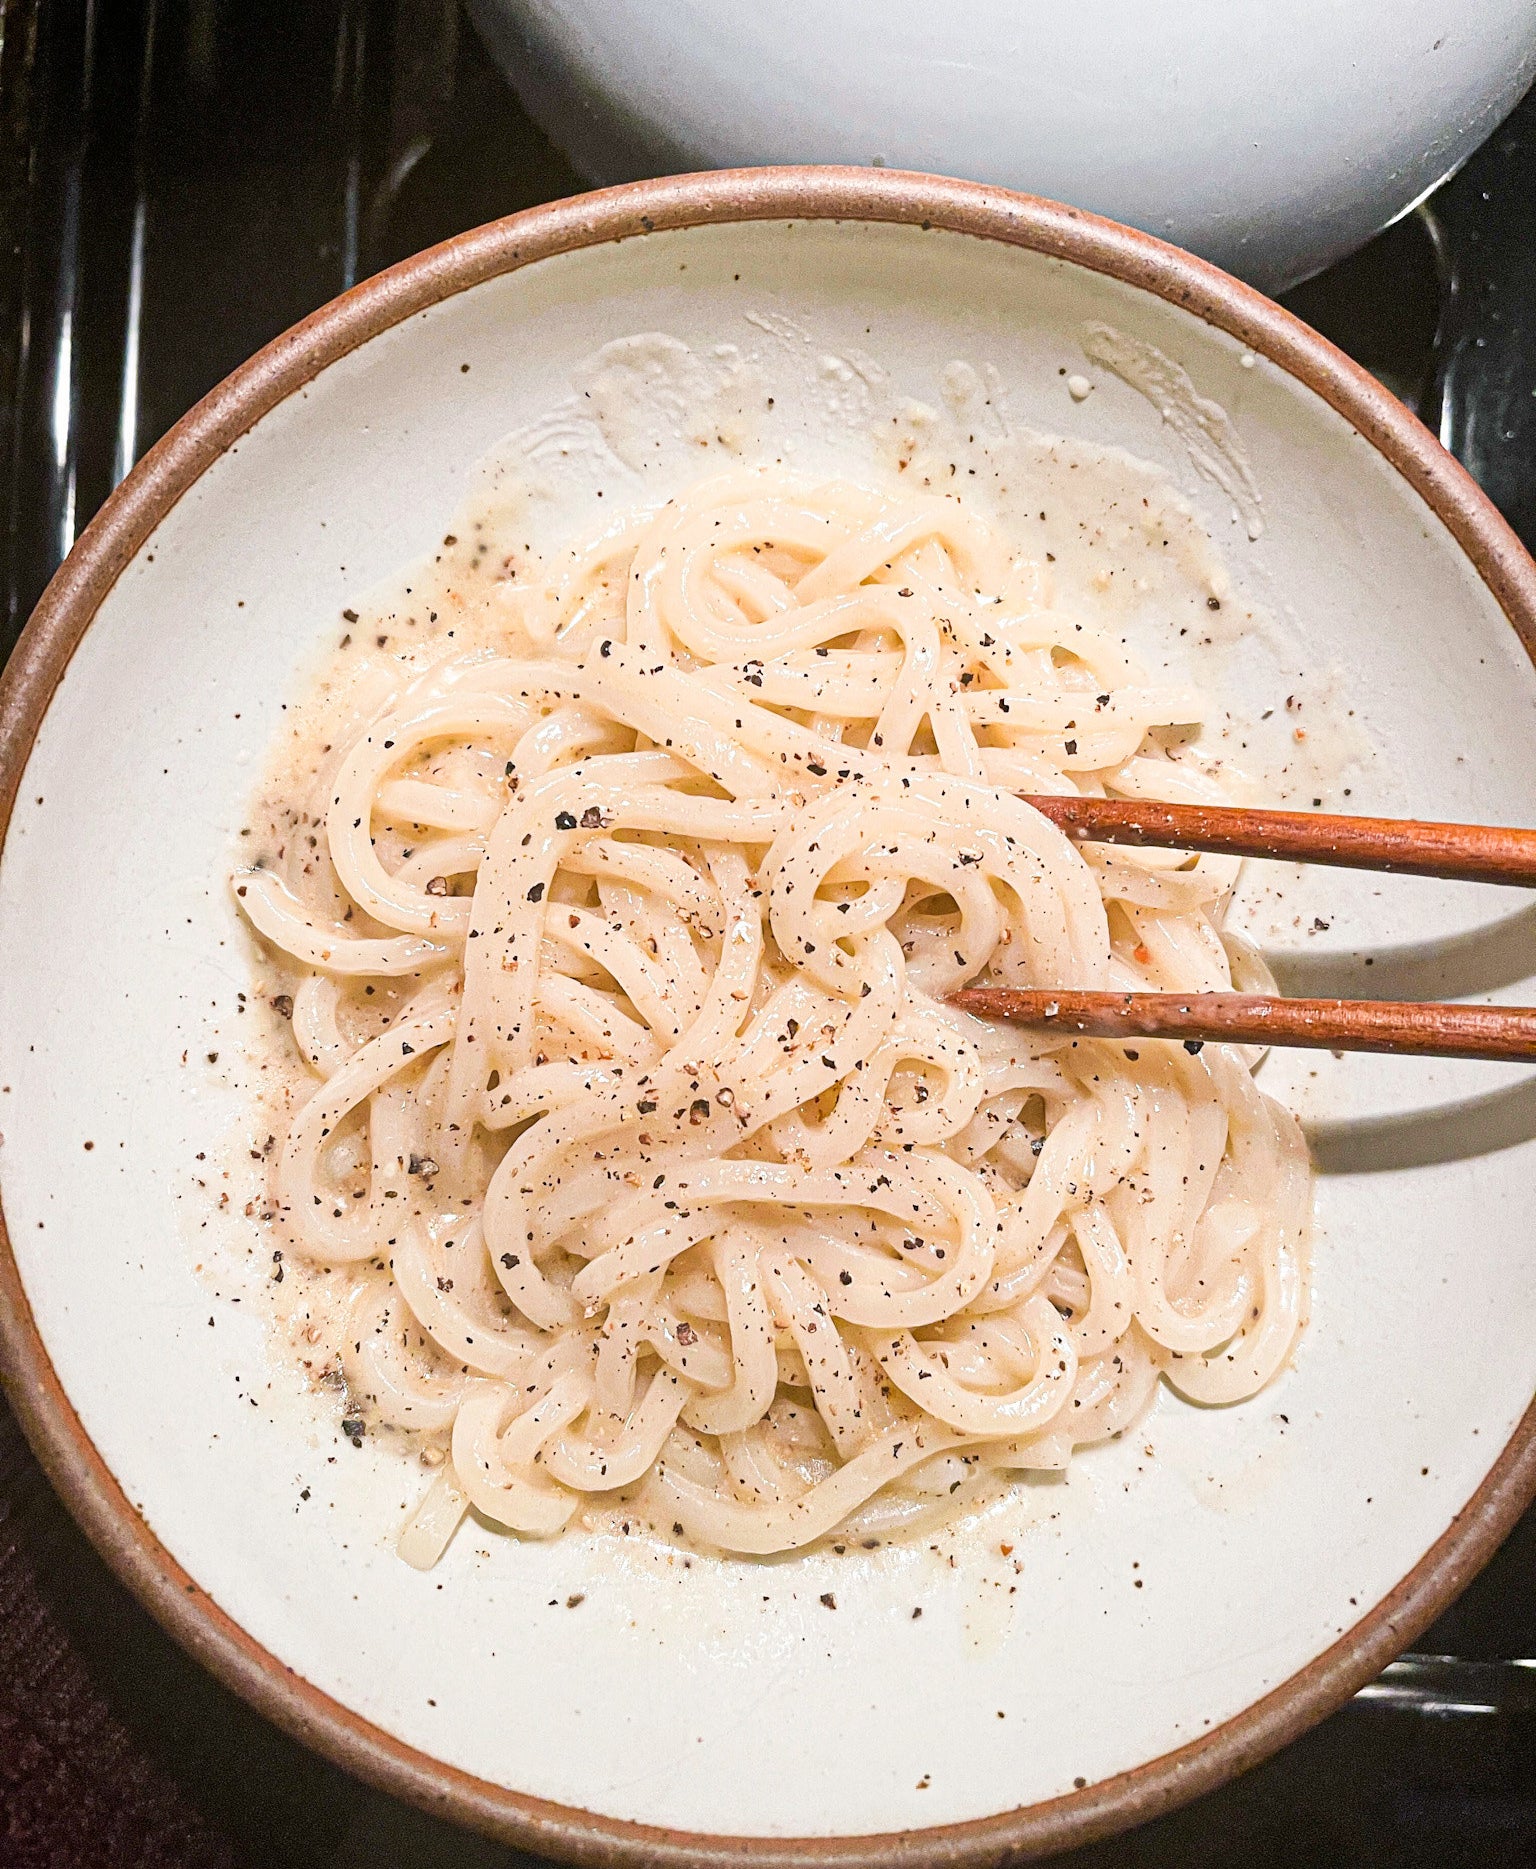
left=2, top=165, right=1535, bottom=1866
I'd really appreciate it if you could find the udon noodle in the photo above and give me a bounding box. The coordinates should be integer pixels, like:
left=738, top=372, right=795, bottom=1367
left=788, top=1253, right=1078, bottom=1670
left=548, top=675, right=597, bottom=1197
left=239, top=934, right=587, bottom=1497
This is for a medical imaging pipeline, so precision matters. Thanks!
left=234, top=469, right=1310, bottom=1564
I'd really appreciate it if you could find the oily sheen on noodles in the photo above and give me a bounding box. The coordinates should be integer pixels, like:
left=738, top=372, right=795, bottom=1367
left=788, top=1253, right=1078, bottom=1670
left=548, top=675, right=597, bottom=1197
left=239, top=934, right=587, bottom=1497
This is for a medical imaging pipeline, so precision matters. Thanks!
left=234, top=469, right=1310, bottom=1564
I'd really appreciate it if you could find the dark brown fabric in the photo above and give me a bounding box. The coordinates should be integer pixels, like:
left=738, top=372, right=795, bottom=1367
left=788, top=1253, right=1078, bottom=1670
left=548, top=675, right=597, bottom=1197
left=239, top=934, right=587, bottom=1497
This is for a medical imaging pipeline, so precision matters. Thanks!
left=0, top=1406, right=236, bottom=1869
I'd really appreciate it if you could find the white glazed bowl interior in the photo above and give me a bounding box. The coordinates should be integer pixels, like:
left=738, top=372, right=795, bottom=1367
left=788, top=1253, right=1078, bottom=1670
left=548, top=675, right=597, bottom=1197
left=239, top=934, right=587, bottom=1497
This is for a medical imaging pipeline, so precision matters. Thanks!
left=3, top=206, right=1536, bottom=1846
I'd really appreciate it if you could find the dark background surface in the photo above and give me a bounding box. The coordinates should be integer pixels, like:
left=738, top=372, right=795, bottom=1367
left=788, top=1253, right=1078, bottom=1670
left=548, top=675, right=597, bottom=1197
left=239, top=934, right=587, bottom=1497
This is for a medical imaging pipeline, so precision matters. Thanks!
left=3, top=3, right=1536, bottom=1864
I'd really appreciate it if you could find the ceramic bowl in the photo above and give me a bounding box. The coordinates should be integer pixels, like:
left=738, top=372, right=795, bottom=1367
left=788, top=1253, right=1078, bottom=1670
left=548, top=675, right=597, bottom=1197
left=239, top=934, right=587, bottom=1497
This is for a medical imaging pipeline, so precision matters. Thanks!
left=3, top=170, right=1536, bottom=1865
left=466, top=0, right=1536, bottom=291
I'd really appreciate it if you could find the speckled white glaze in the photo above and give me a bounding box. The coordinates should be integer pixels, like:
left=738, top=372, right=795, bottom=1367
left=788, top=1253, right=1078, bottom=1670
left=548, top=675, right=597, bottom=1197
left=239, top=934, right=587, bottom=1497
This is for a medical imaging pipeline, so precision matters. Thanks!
left=3, top=217, right=1535, bottom=1839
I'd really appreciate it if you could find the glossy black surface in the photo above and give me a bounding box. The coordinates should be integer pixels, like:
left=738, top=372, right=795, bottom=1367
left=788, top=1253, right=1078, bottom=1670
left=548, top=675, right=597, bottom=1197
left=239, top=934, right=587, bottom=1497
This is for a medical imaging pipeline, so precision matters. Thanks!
left=0, top=3, right=1533, bottom=1863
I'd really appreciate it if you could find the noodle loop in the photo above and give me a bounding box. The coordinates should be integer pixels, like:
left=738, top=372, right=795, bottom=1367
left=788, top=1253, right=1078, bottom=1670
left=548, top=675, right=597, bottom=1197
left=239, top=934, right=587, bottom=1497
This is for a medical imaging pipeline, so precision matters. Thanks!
left=237, top=471, right=1310, bottom=1559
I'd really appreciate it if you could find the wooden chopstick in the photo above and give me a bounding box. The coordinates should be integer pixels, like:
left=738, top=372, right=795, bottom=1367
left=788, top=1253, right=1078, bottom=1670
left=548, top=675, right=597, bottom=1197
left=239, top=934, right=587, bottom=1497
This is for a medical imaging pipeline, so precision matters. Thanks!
left=958, top=802, right=1536, bottom=1059
left=1023, top=796, right=1536, bottom=886
left=948, top=988, right=1536, bottom=1062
